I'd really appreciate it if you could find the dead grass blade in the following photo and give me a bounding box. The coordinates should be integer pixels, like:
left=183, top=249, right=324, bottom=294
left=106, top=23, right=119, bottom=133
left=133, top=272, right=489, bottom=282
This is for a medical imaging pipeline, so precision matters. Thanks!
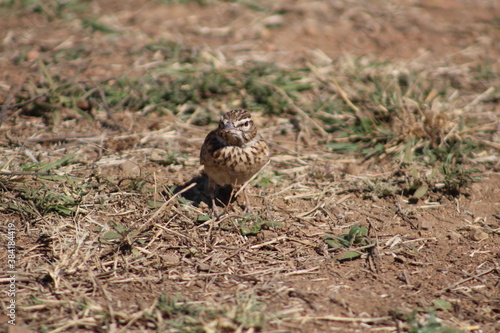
left=297, top=315, right=391, bottom=323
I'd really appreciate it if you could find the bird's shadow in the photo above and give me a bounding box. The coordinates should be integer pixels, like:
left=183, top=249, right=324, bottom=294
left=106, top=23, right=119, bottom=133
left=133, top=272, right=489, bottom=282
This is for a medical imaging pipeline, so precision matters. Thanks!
left=172, top=173, right=235, bottom=209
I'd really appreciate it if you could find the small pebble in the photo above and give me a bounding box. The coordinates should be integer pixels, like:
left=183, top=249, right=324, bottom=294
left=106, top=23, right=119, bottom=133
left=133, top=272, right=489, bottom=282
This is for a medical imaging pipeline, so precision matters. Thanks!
left=469, top=228, right=488, bottom=241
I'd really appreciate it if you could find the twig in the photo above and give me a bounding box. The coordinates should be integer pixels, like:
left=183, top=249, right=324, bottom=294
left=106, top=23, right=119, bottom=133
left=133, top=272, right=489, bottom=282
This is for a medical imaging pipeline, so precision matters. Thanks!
left=437, top=267, right=496, bottom=294
left=26, top=133, right=109, bottom=143
left=367, top=218, right=381, bottom=273
left=3, top=92, right=48, bottom=109
left=154, top=223, right=190, bottom=239
left=128, top=182, right=196, bottom=240
left=347, top=243, right=376, bottom=252
left=455, top=120, right=499, bottom=136
left=233, top=159, right=271, bottom=199
left=464, top=86, right=495, bottom=112
left=330, top=76, right=362, bottom=118
left=0, top=172, right=52, bottom=176
left=267, top=141, right=299, bottom=155
left=299, top=315, right=391, bottom=323
left=283, top=266, right=320, bottom=276
left=250, top=235, right=288, bottom=249
left=47, top=318, right=97, bottom=333
left=468, top=136, right=500, bottom=151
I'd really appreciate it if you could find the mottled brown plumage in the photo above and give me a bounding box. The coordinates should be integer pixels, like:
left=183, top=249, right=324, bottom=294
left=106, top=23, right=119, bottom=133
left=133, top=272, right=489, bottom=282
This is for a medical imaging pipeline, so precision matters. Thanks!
left=200, top=109, right=269, bottom=215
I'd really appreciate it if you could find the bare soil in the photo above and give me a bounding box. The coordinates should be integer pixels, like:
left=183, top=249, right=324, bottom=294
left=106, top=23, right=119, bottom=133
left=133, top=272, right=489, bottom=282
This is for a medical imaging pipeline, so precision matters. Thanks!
left=0, top=1, right=499, bottom=332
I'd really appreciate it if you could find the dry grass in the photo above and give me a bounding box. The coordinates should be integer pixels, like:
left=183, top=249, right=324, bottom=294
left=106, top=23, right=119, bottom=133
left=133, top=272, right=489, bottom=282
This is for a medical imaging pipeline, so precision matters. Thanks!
left=1, top=1, right=500, bottom=332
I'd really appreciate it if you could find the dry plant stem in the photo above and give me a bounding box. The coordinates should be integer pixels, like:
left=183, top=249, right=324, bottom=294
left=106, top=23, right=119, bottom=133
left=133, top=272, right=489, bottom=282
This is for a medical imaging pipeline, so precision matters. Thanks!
left=26, top=133, right=112, bottom=143
left=0, top=171, right=51, bottom=176
left=128, top=182, right=196, bottom=241
left=0, top=84, right=21, bottom=126
left=307, top=63, right=362, bottom=118
left=270, top=83, right=329, bottom=137
left=267, top=141, right=299, bottom=155
left=233, top=159, right=271, bottom=212
left=94, top=85, right=125, bottom=131
left=464, top=86, right=495, bottom=112
left=437, top=267, right=496, bottom=295
left=116, top=299, right=158, bottom=333
left=299, top=315, right=391, bottom=323
left=330, top=77, right=362, bottom=118
left=4, top=92, right=48, bottom=110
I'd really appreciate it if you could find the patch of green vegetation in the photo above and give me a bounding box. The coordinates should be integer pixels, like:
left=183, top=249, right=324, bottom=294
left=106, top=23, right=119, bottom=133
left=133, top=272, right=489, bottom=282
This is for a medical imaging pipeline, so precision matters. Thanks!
left=22, top=151, right=78, bottom=173
left=153, top=294, right=268, bottom=332
left=0, top=0, right=87, bottom=20
left=355, top=178, right=401, bottom=199
left=13, top=61, right=96, bottom=124
left=232, top=213, right=282, bottom=236
left=117, top=176, right=149, bottom=193
left=233, top=0, right=269, bottom=12
left=397, top=139, right=482, bottom=198
left=160, top=69, right=235, bottom=107
left=81, top=18, right=117, bottom=33
left=345, top=158, right=482, bottom=202
left=439, top=163, right=482, bottom=196
left=53, top=45, right=92, bottom=61
left=241, top=63, right=312, bottom=115
left=0, top=151, right=91, bottom=217
left=252, top=169, right=282, bottom=189
left=143, top=40, right=200, bottom=63
left=470, top=60, right=498, bottom=85
left=97, top=220, right=150, bottom=257
left=8, top=40, right=494, bottom=203
left=150, top=147, right=187, bottom=167
left=407, top=312, right=463, bottom=333
left=100, top=60, right=311, bottom=122
left=321, top=58, right=496, bottom=197
left=325, top=225, right=374, bottom=261
left=392, top=299, right=463, bottom=333
left=6, top=182, right=83, bottom=216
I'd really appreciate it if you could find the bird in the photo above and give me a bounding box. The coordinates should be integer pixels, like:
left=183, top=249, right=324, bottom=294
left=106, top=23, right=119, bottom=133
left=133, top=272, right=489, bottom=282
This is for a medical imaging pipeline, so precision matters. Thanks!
left=200, top=109, right=269, bottom=216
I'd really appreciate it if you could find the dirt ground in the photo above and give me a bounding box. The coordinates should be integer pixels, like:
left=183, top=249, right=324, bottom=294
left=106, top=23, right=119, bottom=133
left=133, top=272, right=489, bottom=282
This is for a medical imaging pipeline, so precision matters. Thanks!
left=0, top=0, right=499, bottom=332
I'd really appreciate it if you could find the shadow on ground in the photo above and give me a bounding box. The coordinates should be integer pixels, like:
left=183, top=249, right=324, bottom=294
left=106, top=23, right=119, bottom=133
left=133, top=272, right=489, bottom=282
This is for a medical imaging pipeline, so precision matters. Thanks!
left=172, top=173, right=235, bottom=211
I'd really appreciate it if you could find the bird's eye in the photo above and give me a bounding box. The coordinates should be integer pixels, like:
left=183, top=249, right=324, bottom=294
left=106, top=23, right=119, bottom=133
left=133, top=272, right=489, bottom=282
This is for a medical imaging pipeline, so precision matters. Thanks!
left=244, top=121, right=249, bottom=127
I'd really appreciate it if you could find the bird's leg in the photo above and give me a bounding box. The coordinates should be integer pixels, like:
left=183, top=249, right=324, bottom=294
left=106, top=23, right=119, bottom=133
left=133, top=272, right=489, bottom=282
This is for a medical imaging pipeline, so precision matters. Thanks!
left=208, top=178, right=221, bottom=217
left=242, top=187, right=254, bottom=214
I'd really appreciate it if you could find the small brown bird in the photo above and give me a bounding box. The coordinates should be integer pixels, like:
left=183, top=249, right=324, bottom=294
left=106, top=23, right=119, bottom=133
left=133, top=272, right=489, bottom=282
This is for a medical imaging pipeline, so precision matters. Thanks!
left=200, top=109, right=269, bottom=215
